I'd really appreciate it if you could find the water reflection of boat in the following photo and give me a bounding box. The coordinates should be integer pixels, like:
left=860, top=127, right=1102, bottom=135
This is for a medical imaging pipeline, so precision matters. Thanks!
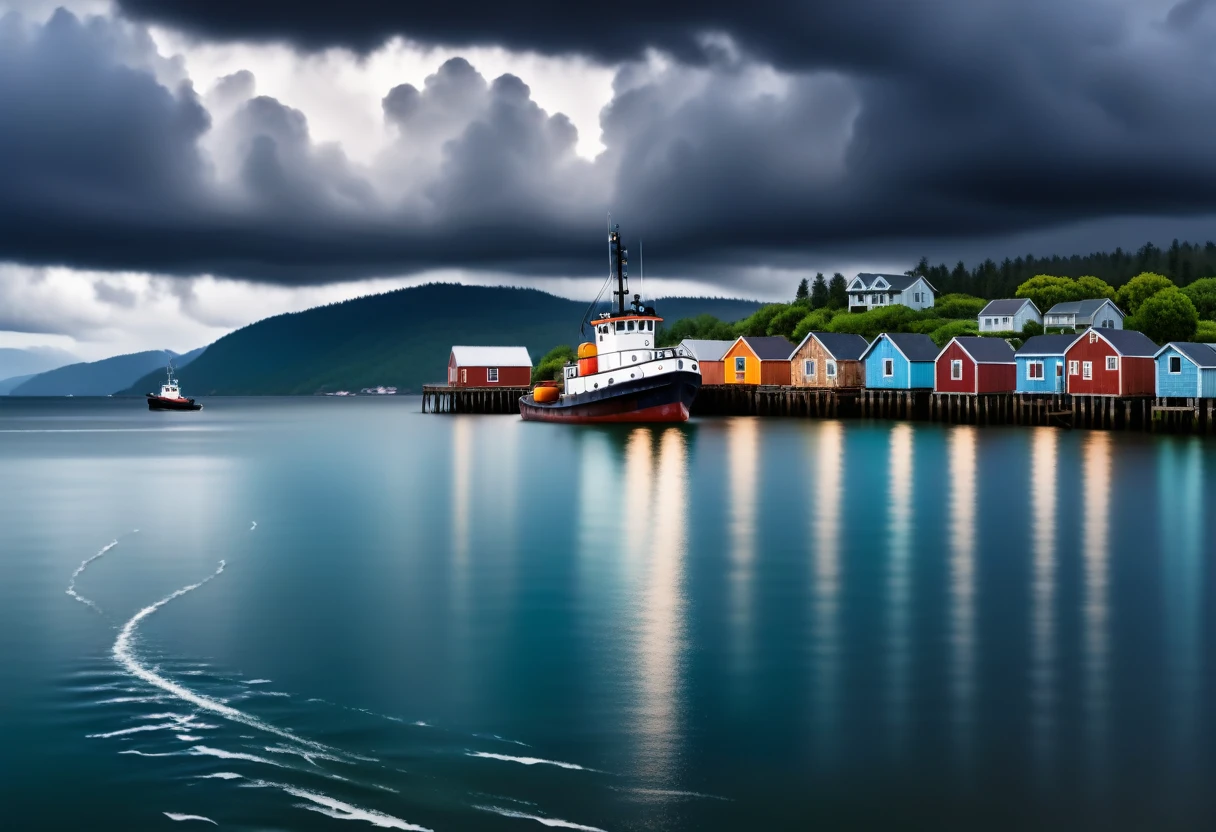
left=146, top=362, right=202, bottom=411
left=519, top=225, right=701, bottom=424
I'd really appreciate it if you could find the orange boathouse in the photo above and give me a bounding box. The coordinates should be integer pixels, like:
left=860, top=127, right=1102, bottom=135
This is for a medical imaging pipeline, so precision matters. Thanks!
left=723, top=336, right=795, bottom=385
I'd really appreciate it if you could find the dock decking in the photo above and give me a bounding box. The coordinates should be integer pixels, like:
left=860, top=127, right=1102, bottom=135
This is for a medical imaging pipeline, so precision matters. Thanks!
left=419, top=382, right=1216, bottom=433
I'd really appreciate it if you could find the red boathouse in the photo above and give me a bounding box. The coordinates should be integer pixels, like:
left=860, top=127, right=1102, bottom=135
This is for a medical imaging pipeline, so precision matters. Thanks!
left=934, top=336, right=1018, bottom=394
left=447, top=346, right=533, bottom=387
left=1063, top=329, right=1158, bottom=396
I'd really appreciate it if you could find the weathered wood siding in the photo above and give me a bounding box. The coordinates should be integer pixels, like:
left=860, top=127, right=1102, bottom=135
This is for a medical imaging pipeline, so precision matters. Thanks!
left=790, top=338, right=864, bottom=388
left=1120, top=357, right=1155, bottom=397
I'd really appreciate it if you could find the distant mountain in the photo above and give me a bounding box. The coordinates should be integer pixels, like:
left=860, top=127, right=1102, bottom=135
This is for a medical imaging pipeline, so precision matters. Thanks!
left=118, top=284, right=762, bottom=396
left=0, top=373, right=38, bottom=395
left=0, top=347, right=78, bottom=379
left=10, top=349, right=188, bottom=396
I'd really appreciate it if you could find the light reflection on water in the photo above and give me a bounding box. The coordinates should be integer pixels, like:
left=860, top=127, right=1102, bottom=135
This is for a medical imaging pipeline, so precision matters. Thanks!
left=4, top=399, right=1216, bottom=830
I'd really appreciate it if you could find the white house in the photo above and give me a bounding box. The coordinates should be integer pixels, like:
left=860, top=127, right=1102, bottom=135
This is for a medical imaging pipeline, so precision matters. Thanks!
left=847, top=273, right=936, bottom=313
left=1043, top=299, right=1124, bottom=331
left=977, top=298, right=1041, bottom=333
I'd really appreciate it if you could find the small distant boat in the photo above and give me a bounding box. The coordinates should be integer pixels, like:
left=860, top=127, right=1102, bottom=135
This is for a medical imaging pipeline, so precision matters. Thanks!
left=146, top=362, right=202, bottom=411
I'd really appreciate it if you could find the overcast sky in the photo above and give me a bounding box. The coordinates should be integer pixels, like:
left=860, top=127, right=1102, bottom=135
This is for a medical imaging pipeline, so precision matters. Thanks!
left=3, top=0, right=1216, bottom=360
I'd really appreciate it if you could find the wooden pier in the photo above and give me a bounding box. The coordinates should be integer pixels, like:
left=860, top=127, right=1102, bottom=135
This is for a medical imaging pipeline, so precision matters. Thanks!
left=420, top=381, right=1216, bottom=434
left=420, top=385, right=529, bottom=414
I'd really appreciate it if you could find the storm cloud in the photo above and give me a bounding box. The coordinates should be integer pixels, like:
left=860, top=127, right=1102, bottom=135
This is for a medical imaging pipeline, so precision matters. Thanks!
left=3, top=2, right=1216, bottom=288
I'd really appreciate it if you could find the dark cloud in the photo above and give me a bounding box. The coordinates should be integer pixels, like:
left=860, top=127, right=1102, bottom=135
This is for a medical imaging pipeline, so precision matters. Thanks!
left=4, top=4, right=1216, bottom=290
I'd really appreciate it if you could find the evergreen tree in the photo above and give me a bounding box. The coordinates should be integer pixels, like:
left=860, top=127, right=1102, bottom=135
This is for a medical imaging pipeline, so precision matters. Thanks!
left=828, top=273, right=849, bottom=309
left=809, top=272, right=830, bottom=309
left=795, top=277, right=810, bottom=303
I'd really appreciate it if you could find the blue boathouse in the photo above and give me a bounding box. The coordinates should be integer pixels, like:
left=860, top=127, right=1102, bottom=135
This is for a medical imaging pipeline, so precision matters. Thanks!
left=860, top=333, right=938, bottom=390
left=1154, top=342, right=1216, bottom=398
left=1014, top=334, right=1078, bottom=394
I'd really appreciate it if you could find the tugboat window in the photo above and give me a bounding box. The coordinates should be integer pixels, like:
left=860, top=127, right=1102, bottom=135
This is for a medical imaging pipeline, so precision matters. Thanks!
left=616, top=322, right=624, bottom=333
left=627, top=321, right=635, bottom=332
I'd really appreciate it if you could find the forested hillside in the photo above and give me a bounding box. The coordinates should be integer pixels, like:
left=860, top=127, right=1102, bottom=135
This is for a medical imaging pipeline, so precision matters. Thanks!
left=117, top=284, right=760, bottom=396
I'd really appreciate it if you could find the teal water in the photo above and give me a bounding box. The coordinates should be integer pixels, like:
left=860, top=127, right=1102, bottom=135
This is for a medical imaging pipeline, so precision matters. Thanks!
left=1, top=397, right=1214, bottom=830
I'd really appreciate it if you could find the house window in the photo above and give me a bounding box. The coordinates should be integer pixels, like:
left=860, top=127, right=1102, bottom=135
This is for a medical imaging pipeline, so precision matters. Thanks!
left=1069, top=360, right=1079, bottom=376
left=871, top=294, right=880, bottom=304
left=1002, top=317, right=1010, bottom=325
left=1027, top=361, right=1044, bottom=380
left=883, top=358, right=894, bottom=377
left=487, top=368, right=499, bottom=383
left=735, top=356, right=746, bottom=373
left=1169, top=355, right=1182, bottom=374
left=914, top=292, right=920, bottom=303
left=1106, top=356, right=1117, bottom=371
left=1082, top=361, right=1092, bottom=380
left=1056, top=364, right=1063, bottom=377
left=804, top=359, right=816, bottom=377
left=951, top=359, right=963, bottom=381
left=826, top=360, right=837, bottom=378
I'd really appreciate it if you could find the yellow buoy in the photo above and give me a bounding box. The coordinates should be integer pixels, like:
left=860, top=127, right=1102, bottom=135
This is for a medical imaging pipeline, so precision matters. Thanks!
left=533, top=385, right=559, bottom=403
left=578, top=342, right=598, bottom=359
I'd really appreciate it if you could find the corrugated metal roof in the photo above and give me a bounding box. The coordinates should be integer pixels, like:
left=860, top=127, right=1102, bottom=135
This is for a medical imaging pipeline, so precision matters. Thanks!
left=678, top=339, right=735, bottom=361
left=795, top=331, right=869, bottom=360
left=949, top=336, right=1016, bottom=363
left=1094, top=329, right=1158, bottom=357
left=1157, top=342, right=1216, bottom=368
left=979, top=298, right=1035, bottom=317
left=739, top=335, right=797, bottom=360
left=449, top=346, right=532, bottom=366
left=1016, top=334, right=1081, bottom=356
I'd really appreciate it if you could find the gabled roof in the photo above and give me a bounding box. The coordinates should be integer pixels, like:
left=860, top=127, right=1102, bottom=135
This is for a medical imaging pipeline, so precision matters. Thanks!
left=945, top=336, right=1017, bottom=363
left=792, top=331, right=869, bottom=361
left=979, top=298, right=1037, bottom=317
left=1045, top=298, right=1123, bottom=320
left=735, top=335, right=797, bottom=360
left=1154, top=342, right=1216, bottom=368
left=677, top=339, right=734, bottom=361
left=1016, top=334, right=1082, bottom=357
left=851, top=273, right=936, bottom=293
left=449, top=346, right=532, bottom=367
left=860, top=332, right=940, bottom=362
left=1074, top=328, right=1158, bottom=357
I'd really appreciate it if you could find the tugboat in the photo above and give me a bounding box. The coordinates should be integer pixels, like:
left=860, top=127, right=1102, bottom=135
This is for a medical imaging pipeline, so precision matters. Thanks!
left=146, top=362, right=202, bottom=411
left=519, top=225, right=701, bottom=423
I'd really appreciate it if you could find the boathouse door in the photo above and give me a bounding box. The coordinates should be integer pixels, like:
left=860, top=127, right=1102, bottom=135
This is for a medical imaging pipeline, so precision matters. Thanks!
left=461, top=369, right=467, bottom=385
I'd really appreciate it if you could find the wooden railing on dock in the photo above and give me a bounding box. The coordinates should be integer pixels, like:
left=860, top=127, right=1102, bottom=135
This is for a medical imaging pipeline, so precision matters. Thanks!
left=421, top=385, right=529, bottom=414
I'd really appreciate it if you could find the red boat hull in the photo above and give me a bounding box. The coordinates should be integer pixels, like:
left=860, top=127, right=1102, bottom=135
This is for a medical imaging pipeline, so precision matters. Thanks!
left=519, top=371, right=699, bottom=424
left=147, top=395, right=202, bottom=411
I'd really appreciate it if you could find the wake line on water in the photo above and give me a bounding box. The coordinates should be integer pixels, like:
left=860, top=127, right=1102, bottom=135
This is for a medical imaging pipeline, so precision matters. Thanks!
left=164, top=813, right=217, bottom=825
left=467, top=752, right=598, bottom=772
left=242, top=779, right=432, bottom=830
left=111, top=560, right=335, bottom=756
left=474, top=805, right=607, bottom=831
left=66, top=539, right=119, bottom=612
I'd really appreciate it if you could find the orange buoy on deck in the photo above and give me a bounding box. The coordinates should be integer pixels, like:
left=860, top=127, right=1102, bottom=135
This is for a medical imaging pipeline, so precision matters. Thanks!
left=533, top=385, right=559, bottom=403
left=577, top=342, right=598, bottom=376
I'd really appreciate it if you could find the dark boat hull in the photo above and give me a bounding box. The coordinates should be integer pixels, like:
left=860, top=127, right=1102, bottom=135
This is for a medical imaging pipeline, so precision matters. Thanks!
left=519, top=371, right=700, bottom=424
left=147, top=394, right=202, bottom=411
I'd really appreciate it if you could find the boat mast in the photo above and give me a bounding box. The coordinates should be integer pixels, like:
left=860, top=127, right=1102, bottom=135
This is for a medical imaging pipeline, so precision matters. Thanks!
left=609, top=225, right=628, bottom=315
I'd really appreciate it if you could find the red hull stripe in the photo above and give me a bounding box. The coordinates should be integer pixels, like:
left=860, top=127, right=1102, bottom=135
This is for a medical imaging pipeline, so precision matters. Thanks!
left=519, top=401, right=689, bottom=424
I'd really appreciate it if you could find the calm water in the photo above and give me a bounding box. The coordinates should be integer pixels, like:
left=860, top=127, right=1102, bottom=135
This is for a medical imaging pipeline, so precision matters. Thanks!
left=2, top=398, right=1215, bottom=830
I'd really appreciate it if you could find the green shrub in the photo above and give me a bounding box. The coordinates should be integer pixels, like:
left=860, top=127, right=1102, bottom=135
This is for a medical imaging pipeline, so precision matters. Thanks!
left=929, top=319, right=979, bottom=347
left=826, top=304, right=923, bottom=340
left=532, top=345, right=577, bottom=384
left=734, top=304, right=790, bottom=337
left=934, top=294, right=987, bottom=320
left=656, top=314, right=735, bottom=347
left=1022, top=319, right=1044, bottom=337
left=791, top=308, right=838, bottom=343
left=906, top=317, right=950, bottom=335
left=767, top=304, right=811, bottom=339
left=1195, top=320, right=1216, bottom=343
